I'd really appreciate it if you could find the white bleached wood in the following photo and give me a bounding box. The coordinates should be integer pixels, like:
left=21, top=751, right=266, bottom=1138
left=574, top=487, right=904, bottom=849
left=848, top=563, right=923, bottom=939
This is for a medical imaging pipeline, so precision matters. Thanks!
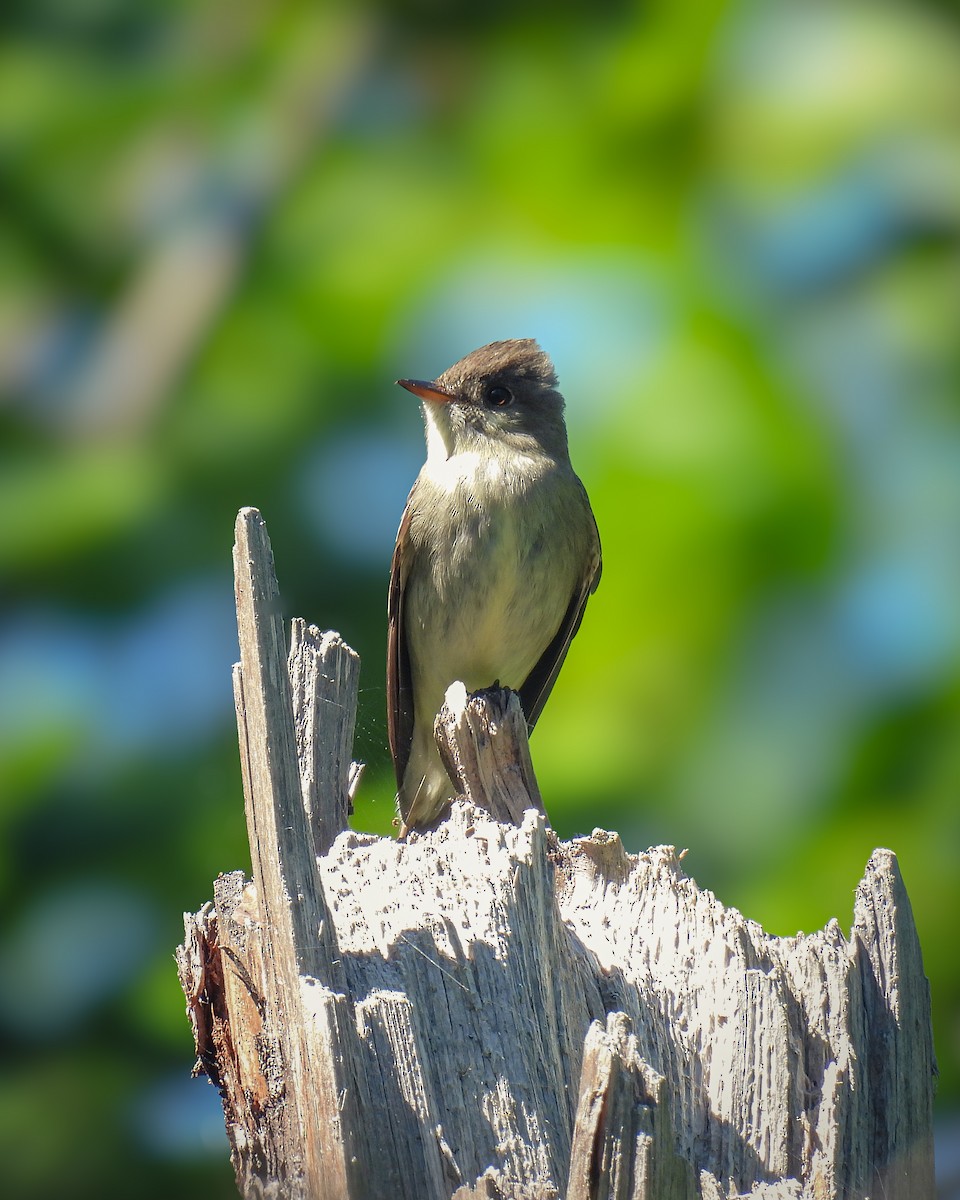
left=566, top=1012, right=692, bottom=1199
left=434, top=681, right=544, bottom=825
left=288, top=617, right=361, bottom=854
left=225, top=508, right=358, bottom=1198
left=177, top=508, right=936, bottom=1200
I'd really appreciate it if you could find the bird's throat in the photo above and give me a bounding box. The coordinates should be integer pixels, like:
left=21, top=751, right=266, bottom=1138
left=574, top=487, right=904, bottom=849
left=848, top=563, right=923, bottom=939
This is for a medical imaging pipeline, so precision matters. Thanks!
left=422, top=401, right=457, bottom=464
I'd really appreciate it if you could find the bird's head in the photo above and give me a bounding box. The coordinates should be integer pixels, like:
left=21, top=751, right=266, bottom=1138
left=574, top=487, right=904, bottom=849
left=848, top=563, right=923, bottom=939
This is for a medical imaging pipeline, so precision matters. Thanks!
left=398, top=339, right=569, bottom=461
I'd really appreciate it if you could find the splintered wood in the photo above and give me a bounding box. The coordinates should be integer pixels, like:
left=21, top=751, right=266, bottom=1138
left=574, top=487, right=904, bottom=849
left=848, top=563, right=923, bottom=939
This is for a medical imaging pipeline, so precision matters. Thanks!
left=177, top=508, right=936, bottom=1200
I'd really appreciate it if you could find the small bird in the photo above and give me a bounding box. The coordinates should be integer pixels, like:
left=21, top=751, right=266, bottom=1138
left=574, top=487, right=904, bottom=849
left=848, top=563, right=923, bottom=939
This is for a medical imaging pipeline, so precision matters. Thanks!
left=387, top=338, right=601, bottom=834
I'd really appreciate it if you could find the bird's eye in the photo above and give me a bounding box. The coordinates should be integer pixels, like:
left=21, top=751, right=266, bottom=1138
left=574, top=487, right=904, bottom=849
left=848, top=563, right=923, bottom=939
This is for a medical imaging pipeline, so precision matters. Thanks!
left=486, top=385, right=513, bottom=407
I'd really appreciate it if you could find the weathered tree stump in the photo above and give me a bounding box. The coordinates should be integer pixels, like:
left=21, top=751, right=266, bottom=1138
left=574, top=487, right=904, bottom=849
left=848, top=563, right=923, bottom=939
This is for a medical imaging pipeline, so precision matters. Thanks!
left=177, top=508, right=937, bottom=1200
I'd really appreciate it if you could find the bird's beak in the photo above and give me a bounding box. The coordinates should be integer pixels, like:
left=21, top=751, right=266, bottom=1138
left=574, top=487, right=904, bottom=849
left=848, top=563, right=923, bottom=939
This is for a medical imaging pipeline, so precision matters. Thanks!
left=396, top=378, right=457, bottom=404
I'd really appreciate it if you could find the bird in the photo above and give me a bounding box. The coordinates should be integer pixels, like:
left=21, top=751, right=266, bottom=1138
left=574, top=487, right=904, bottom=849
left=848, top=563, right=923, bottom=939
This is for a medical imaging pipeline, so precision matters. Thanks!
left=387, top=338, right=601, bottom=835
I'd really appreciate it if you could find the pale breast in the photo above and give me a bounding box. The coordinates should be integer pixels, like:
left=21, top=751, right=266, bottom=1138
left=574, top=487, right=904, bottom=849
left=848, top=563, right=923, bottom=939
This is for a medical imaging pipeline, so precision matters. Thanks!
left=405, top=451, right=591, bottom=712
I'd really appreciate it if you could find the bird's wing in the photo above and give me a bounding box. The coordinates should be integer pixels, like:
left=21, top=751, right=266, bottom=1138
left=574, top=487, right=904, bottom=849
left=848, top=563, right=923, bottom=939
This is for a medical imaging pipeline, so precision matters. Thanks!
left=387, top=501, right=416, bottom=789
left=518, top=508, right=602, bottom=731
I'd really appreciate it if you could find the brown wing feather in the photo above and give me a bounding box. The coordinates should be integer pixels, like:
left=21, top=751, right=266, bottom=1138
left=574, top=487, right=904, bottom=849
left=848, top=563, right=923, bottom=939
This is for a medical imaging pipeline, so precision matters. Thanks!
left=518, top=521, right=602, bottom=731
left=386, top=502, right=415, bottom=789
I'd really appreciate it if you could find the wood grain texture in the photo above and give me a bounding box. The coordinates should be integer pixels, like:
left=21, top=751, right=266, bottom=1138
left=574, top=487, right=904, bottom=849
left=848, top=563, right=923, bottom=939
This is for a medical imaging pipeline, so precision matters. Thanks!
left=566, top=1012, right=692, bottom=1200
left=288, top=618, right=360, bottom=854
left=228, top=508, right=357, bottom=1198
left=434, top=681, right=544, bottom=826
left=177, top=508, right=937, bottom=1200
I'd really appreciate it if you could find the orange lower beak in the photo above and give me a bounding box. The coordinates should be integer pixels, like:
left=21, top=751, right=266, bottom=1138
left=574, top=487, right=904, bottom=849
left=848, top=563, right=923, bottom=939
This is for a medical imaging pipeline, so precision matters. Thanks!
left=396, top=378, right=457, bottom=404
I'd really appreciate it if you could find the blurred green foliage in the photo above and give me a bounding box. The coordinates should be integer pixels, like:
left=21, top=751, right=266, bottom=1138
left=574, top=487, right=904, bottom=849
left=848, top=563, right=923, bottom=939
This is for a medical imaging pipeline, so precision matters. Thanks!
left=2, top=0, right=959, bottom=1194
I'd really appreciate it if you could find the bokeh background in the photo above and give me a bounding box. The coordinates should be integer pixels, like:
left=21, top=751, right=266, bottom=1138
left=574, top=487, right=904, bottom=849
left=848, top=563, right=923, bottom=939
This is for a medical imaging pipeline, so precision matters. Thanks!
left=2, top=0, right=959, bottom=1195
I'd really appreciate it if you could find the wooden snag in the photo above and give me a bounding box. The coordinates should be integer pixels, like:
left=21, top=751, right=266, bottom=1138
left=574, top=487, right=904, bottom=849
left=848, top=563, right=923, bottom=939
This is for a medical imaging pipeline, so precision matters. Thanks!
left=176, top=509, right=937, bottom=1200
